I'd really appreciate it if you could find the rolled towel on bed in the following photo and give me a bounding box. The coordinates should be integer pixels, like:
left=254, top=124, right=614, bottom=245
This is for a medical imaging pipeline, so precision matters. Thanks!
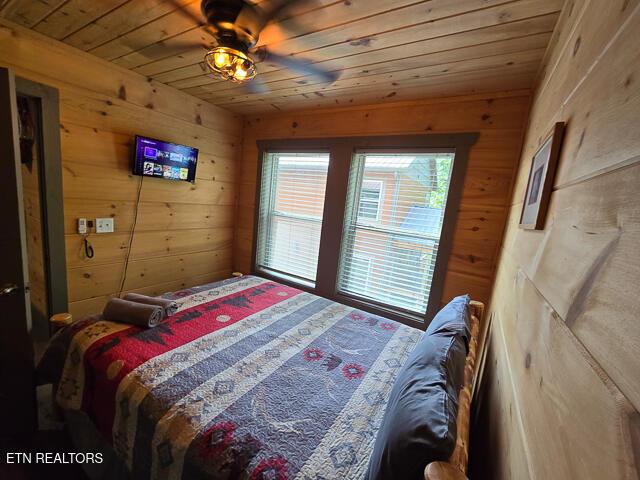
left=103, top=298, right=163, bottom=328
left=123, top=293, right=179, bottom=317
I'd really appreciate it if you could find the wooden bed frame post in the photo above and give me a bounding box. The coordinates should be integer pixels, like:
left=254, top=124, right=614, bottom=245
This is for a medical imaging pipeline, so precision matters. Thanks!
left=424, top=300, right=485, bottom=480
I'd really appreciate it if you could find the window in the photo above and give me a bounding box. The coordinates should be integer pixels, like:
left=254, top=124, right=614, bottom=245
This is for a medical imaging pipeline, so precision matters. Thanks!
left=358, top=180, right=383, bottom=220
left=255, top=152, right=329, bottom=286
left=254, top=135, right=475, bottom=325
left=337, top=152, right=454, bottom=315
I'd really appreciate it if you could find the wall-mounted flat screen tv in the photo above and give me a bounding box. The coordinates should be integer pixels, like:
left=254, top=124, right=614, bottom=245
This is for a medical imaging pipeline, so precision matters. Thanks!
left=132, top=135, right=199, bottom=183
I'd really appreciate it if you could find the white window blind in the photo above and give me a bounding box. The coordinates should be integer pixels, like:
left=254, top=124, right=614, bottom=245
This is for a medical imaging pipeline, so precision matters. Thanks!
left=337, top=152, right=455, bottom=315
left=255, top=152, right=329, bottom=286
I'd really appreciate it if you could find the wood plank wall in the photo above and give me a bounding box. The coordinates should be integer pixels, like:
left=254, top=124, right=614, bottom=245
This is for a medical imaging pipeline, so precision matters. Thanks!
left=19, top=99, right=48, bottom=327
left=235, top=90, right=531, bottom=306
left=472, top=0, right=640, bottom=478
left=0, top=18, right=242, bottom=319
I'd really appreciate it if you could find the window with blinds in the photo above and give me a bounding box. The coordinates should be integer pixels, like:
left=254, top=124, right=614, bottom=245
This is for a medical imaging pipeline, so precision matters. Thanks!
left=255, top=152, right=329, bottom=287
left=337, top=152, right=455, bottom=315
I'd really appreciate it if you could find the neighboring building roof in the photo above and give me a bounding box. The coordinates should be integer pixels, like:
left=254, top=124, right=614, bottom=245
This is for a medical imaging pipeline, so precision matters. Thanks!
left=398, top=205, right=442, bottom=238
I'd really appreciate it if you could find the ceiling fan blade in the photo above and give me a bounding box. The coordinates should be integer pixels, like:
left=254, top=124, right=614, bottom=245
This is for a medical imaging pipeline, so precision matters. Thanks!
left=164, top=0, right=204, bottom=25
left=164, top=0, right=218, bottom=40
left=261, top=0, right=319, bottom=26
left=243, top=77, right=271, bottom=94
left=154, top=41, right=211, bottom=58
left=162, top=41, right=211, bottom=50
left=257, top=48, right=339, bottom=83
left=240, top=0, right=318, bottom=37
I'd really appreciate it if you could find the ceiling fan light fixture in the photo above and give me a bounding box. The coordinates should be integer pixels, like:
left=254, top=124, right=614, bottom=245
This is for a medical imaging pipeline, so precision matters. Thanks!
left=205, top=46, right=256, bottom=82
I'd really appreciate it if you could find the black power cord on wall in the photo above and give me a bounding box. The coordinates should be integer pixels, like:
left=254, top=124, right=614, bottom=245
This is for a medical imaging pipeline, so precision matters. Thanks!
left=117, top=175, right=144, bottom=298
left=82, top=219, right=95, bottom=259
left=83, top=236, right=94, bottom=259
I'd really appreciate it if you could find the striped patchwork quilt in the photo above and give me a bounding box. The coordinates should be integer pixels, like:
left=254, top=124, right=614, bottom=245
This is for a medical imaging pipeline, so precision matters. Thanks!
left=53, top=275, right=422, bottom=479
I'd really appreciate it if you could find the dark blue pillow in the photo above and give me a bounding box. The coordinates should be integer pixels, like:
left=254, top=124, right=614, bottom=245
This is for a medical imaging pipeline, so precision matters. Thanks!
left=366, top=296, right=470, bottom=480
left=425, top=294, right=471, bottom=350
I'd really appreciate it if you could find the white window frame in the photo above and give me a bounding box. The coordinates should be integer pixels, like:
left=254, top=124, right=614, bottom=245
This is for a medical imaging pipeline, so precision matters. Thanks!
left=358, top=179, right=384, bottom=222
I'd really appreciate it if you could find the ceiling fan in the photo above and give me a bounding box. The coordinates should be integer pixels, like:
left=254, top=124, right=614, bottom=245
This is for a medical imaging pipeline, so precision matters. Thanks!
left=165, top=0, right=339, bottom=93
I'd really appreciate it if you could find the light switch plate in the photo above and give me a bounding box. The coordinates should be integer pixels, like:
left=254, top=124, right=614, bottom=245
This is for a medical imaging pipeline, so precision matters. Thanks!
left=77, top=218, right=87, bottom=234
left=96, top=217, right=114, bottom=233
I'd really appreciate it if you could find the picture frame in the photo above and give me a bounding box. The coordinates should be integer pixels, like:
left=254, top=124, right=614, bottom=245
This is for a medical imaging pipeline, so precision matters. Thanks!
left=519, top=122, right=565, bottom=230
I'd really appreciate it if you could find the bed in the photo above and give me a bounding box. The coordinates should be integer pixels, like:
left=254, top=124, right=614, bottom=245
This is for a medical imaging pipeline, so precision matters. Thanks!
left=42, top=275, right=484, bottom=480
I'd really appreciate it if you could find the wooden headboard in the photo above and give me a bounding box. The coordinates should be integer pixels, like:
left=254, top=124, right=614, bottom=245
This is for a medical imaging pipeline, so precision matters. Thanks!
left=424, top=300, right=486, bottom=480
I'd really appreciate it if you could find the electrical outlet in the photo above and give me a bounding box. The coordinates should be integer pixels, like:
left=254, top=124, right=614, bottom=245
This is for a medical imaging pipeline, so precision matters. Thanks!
left=96, top=218, right=114, bottom=233
left=77, top=218, right=87, bottom=234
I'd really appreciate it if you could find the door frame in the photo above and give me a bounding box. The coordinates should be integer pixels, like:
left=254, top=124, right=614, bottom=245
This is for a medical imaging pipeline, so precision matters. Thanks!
left=15, top=77, right=68, bottom=321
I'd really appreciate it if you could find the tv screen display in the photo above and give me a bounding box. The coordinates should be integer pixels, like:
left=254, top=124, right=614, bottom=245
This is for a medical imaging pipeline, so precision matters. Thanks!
left=132, top=136, right=198, bottom=183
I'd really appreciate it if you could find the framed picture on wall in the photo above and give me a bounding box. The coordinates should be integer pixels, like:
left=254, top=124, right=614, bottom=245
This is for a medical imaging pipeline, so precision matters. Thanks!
left=519, top=122, right=565, bottom=230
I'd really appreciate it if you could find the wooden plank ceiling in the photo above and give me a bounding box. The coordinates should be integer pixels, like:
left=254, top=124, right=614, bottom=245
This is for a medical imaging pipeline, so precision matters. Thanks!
left=0, top=0, right=563, bottom=114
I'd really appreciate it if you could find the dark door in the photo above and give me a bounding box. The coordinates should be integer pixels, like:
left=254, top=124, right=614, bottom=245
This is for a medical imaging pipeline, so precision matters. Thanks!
left=0, top=67, right=37, bottom=435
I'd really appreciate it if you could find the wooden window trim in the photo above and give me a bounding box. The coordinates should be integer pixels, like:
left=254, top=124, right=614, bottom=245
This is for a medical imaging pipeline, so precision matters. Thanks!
left=252, top=134, right=478, bottom=329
